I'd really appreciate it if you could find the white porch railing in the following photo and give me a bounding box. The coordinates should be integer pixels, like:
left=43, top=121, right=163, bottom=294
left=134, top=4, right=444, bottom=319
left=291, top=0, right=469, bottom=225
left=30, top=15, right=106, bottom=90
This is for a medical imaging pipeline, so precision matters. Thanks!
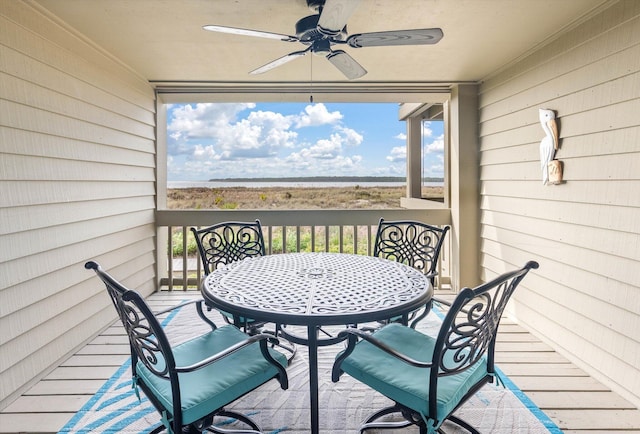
left=155, top=209, right=451, bottom=291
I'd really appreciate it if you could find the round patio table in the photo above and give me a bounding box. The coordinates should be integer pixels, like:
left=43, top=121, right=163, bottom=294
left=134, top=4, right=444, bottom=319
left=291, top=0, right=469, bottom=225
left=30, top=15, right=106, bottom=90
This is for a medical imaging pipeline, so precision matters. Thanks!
left=201, top=252, right=433, bottom=434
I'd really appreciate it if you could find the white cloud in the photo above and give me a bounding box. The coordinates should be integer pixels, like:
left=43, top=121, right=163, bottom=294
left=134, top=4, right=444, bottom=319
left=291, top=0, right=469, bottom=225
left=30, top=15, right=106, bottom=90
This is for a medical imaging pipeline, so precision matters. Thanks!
left=168, top=103, right=345, bottom=163
left=386, top=146, right=406, bottom=162
left=281, top=126, right=366, bottom=176
left=285, top=151, right=363, bottom=175
left=284, top=125, right=363, bottom=163
left=193, top=144, right=218, bottom=160
left=424, top=134, right=444, bottom=154
left=394, top=132, right=407, bottom=140
left=174, top=106, right=299, bottom=161
left=423, top=121, right=433, bottom=138
left=335, top=126, right=363, bottom=147
left=294, top=103, right=343, bottom=128
left=168, top=103, right=256, bottom=139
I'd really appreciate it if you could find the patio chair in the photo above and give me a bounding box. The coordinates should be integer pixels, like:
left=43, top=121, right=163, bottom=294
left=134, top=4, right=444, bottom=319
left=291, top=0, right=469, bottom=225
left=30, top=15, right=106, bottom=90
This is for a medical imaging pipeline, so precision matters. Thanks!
left=190, top=220, right=267, bottom=332
left=332, top=261, right=539, bottom=434
left=373, top=218, right=450, bottom=327
left=85, top=261, right=288, bottom=434
left=190, top=220, right=296, bottom=359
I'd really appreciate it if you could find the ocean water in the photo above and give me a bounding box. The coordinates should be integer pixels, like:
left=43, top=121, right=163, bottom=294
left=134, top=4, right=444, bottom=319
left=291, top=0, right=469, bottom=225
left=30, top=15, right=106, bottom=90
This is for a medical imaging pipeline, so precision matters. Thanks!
left=168, top=181, right=443, bottom=189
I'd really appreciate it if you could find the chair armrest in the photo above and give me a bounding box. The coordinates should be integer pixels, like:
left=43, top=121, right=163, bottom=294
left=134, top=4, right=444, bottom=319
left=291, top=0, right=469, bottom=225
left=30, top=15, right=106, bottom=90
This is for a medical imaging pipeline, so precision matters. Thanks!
left=176, top=333, right=279, bottom=372
left=431, top=296, right=452, bottom=307
left=332, top=327, right=433, bottom=382
left=154, top=298, right=217, bottom=330
left=153, top=298, right=204, bottom=316
left=175, top=332, right=288, bottom=388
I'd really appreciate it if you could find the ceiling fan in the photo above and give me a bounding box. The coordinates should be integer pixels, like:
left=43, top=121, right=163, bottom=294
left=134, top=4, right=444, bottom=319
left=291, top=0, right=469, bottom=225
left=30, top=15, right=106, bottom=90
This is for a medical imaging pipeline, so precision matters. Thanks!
left=203, top=0, right=443, bottom=80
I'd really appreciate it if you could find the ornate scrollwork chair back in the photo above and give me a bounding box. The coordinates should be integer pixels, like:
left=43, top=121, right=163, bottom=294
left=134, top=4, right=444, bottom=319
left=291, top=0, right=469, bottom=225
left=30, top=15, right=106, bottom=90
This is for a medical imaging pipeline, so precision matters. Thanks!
left=373, top=218, right=450, bottom=327
left=190, top=220, right=266, bottom=275
left=94, top=264, right=178, bottom=380
left=85, top=261, right=288, bottom=434
left=332, top=261, right=539, bottom=434
left=190, top=220, right=297, bottom=361
left=190, top=220, right=266, bottom=332
left=374, top=218, right=450, bottom=285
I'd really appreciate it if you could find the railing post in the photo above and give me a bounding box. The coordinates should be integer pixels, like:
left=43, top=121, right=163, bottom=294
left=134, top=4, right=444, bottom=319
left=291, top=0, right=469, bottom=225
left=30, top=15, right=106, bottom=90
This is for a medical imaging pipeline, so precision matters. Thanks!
left=281, top=225, right=286, bottom=253
left=267, top=226, right=273, bottom=255
left=168, top=226, right=174, bottom=291
left=324, top=226, right=329, bottom=252
left=182, top=226, right=188, bottom=291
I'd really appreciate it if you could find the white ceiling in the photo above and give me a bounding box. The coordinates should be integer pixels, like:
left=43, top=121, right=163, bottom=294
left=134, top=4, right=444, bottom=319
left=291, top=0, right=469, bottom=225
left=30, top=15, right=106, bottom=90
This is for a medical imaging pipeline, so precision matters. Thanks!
left=34, top=0, right=609, bottom=90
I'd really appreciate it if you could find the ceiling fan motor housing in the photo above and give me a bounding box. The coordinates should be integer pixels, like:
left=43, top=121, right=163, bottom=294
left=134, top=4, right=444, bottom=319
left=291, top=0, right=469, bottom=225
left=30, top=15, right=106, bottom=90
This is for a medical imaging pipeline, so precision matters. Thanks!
left=296, top=15, right=347, bottom=43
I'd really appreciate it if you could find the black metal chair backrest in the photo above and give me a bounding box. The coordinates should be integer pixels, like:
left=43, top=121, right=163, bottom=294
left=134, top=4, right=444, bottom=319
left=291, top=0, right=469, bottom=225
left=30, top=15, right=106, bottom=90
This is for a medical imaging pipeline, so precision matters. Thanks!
left=85, top=262, right=176, bottom=379
left=373, top=218, right=450, bottom=285
left=191, top=220, right=266, bottom=275
left=85, top=261, right=185, bottom=428
left=428, top=260, right=539, bottom=417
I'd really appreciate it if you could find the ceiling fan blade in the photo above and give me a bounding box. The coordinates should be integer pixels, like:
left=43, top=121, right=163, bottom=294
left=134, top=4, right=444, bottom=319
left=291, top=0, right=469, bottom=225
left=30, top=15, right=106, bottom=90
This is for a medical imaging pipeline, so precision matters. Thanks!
left=317, top=0, right=361, bottom=36
left=326, top=50, right=367, bottom=80
left=347, top=28, right=444, bottom=48
left=203, top=25, right=298, bottom=42
left=250, top=49, right=310, bottom=75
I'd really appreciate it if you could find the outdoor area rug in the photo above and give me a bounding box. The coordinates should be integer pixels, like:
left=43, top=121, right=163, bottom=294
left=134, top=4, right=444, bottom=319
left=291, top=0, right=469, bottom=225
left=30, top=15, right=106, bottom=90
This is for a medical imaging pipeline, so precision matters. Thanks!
left=59, top=303, right=563, bottom=434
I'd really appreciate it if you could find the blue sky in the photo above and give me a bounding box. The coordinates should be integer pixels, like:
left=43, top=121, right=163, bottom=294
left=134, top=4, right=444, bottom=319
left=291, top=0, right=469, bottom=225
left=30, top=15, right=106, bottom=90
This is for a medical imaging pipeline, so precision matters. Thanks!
left=166, top=102, right=444, bottom=181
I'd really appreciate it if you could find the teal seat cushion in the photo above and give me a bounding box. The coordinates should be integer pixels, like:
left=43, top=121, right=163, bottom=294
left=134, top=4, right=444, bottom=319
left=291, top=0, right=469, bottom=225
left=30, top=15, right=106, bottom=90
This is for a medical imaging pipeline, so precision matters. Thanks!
left=338, top=323, right=488, bottom=426
left=136, top=324, right=287, bottom=426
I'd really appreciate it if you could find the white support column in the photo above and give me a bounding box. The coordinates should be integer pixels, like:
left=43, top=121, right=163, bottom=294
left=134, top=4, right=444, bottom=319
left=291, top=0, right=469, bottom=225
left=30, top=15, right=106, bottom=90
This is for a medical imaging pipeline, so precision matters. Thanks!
left=449, top=85, right=480, bottom=290
left=406, top=116, right=423, bottom=198
left=156, top=98, right=168, bottom=289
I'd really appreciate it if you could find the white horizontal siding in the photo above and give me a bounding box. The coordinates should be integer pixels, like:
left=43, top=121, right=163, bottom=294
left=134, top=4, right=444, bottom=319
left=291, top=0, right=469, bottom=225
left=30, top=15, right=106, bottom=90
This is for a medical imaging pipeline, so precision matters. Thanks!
left=1, top=234, right=156, bottom=319
left=0, top=2, right=157, bottom=409
left=0, top=180, right=155, bottom=208
left=478, top=0, right=640, bottom=408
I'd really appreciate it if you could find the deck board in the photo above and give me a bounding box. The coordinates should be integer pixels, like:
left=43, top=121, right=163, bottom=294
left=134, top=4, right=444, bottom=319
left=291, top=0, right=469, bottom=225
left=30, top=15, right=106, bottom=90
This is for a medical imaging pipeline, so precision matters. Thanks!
left=3, top=395, right=88, bottom=413
left=509, top=376, right=612, bottom=391
left=1, top=290, right=639, bottom=433
left=495, top=351, right=570, bottom=363
left=89, top=335, right=130, bottom=345
left=45, top=366, right=120, bottom=380
left=24, top=380, right=107, bottom=395
left=527, top=391, right=637, bottom=409
left=0, top=413, right=73, bottom=434
left=60, top=354, right=128, bottom=366
left=75, top=344, right=131, bottom=355
left=546, top=409, right=640, bottom=430
left=495, top=341, right=555, bottom=351
left=498, top=362, right=588, bottom=377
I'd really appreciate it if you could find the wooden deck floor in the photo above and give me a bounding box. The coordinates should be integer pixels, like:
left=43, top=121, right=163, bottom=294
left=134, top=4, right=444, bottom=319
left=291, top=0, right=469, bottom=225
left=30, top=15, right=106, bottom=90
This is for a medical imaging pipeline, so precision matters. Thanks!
left=1, top=290, right=639, bottom=433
